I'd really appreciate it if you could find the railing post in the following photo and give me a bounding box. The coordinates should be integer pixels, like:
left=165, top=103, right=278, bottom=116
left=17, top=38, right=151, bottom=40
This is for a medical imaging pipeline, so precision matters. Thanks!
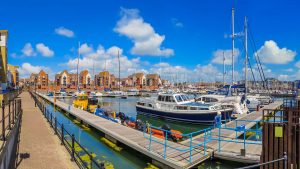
left=54, top=117, right=57, bottom=135
left=1, top=100, right=5, bottom=141
left=89, top=152, right=93, bottom=169
left=235, top=120, right=238, bottom=139
left=218, top=125, right=221, bottom=152
left=8, top=100, right=11, bottom=130
left=189, top=133, right=192, bottom=163
left=164, top=131, right=168, bottom=159
left=148, top=127, right=152, bottom=151
left=71, top=134, right=75, bottom=161
left=12, top=99, right=15, bottom=124
left=243, top=129, right=246, bottom=153
left=284, top=152, right=287, bottom=169
left=61, top=124, right=64, bottom=145
left=256, top=122, right=259, bottom=141
left=204, top=131, right=206, bottom=156
left=50, top=113, right=53, bottom=127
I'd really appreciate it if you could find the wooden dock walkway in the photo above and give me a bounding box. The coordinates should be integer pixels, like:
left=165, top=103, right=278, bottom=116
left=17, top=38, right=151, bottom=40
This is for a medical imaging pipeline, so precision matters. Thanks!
left=37, top=92, right=283, bottom=167
left=37, top=93, right=212, bottom=169
left=17, top=92, right=77, bottom=169
left=181, top=101, right=283, bottom=163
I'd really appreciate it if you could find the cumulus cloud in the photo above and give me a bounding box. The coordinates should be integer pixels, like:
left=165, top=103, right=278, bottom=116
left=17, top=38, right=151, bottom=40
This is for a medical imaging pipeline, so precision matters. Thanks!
left=18, top=63, right=51, bottom=78
left=21, top=43, right=36, bottom=56
left=114, top=8, right=174, bottom=57
left=36, top=43, right=54, bottom=57
left=63, top=43, right=143, bottom=76
left=55, top=27, right=74, bottom=38
left=255, top=40, right=296, bottom=64
left=211, top=48, right=240, bottom=65
left=295, top=61, right=300, bottom=69
left=278, top=74, right=290, bottom=81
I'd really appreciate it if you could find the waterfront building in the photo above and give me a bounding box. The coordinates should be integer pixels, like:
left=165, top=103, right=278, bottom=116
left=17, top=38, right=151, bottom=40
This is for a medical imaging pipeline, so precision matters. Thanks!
left=146, top=74, right=161, bottom=90
left=95, top=71, right=114, bottom=89
left=29, top=70, right=49, bottom=90
left=55, top=70, right=70, bottom=87
left=0, top=30, right=8, bottom=90
left=79, top=70, right=91, bottom=88
left=128, top=72, right=146, bottom=88
left=7, top=64, right=19, bottom=88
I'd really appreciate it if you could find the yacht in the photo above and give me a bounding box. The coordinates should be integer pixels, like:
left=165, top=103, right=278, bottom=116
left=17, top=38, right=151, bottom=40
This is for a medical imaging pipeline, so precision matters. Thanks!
left=89, top=91, right=103, bottom=98
left=195, top=94, right=249, bottom=117
left=136, top=93, right=233, bottom=123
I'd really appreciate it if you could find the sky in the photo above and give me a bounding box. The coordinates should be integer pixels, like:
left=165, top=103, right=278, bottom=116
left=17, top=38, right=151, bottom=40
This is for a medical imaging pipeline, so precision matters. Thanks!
left=1, top=0, right=300, bottom=82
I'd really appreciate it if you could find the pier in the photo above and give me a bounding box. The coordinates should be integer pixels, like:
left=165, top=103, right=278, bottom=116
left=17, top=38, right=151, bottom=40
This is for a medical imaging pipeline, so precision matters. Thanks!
left=17, top=92, right=77, bottom=169
left=35, top=92, right=283, bottom=168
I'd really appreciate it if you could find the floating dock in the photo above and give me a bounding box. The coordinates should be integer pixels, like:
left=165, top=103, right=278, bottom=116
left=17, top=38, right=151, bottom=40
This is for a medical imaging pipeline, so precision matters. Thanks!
left=36, top=92, right=283, bottom=168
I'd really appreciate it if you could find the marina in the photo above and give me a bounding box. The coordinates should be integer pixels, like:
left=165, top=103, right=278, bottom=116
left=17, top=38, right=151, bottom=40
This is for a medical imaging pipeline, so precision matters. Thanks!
left=35, top=92, right=284, bottom=168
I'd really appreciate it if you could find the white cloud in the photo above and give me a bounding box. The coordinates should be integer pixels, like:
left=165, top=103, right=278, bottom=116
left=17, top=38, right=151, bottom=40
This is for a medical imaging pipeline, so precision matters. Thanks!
left=79, top=43, right=93, bottom=54
left=36, top=43, right=54, bottom=57
left=295, top=61, right=300, bottom=69
left=283, top=68, right=293, bottom=72
left=278, top=74, right=290, bottom=81
left=21, top=43, right=36, bottom=56
left=55, top=27, right=74, bottom=38
left=18, top=63, right=51, bottom=78
left=114, top=8, right=174, bottom=57
left=255, top=40, right=296, bottom=64
left=211, top=48, right=240, bottom=65
left=171, top=18, right=183, bottom=28
left=63, top=43, right=143, bottom=76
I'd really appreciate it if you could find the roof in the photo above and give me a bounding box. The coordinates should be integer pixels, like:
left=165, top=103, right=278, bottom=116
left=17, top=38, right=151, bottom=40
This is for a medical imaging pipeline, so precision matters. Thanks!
left=80, top=70, right=89, bottom=76
left=134, top=72, right=145, bottom=77
left=146, top=74, right=159, bottom=79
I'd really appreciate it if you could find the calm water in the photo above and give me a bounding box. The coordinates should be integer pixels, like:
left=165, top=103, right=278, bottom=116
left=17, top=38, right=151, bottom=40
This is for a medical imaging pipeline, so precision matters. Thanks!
left=57, top=96, right=248, bottom=169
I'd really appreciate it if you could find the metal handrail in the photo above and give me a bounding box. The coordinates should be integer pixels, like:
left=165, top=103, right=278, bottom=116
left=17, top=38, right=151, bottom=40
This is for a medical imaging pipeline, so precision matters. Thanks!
left=143, top=125, right=213, bottom=163
left=31, top=91, right=104, bottom=169
left=236, top=152, right=287, bottom=169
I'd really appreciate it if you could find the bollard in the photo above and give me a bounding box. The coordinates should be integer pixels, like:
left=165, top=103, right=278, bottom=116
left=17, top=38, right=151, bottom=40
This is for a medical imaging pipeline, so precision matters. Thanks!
left=71, top=134, right=75, bottom=161
left=8, top=100, right=11, bottom=130
left=1, top=100, right=5, bottom=141
left=50, top=113, right=53, bottom=128
left=61, top=124, right=64, bottom=145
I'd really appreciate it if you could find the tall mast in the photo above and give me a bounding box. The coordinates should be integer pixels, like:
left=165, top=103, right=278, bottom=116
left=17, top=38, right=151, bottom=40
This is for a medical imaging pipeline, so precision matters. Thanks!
left=244, top=16, right=248, bottom=95
left=118, top=50, right=121, bottom=92
left=76, top=41, right=80, bottom=91
left=231, top=7, right=235, bottom=85
left=223, top=51, right=225, bottom=86
left=93, top=61, right=95, bottom=89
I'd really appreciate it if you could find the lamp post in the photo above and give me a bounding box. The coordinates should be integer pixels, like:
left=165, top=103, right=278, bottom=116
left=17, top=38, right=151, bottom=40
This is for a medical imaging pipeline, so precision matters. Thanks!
left=34, top=76, right=37, bottom=107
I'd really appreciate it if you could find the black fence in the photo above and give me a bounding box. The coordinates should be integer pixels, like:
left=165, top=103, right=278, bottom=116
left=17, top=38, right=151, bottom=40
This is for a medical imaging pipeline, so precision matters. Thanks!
left=30, top=92, right=105, bottom=169
left=0, top=98, right=22, bottom=143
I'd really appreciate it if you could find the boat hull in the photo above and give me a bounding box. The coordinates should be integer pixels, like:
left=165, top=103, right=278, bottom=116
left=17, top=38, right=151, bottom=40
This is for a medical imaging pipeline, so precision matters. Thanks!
left=136, top=106, right=232, bottom=124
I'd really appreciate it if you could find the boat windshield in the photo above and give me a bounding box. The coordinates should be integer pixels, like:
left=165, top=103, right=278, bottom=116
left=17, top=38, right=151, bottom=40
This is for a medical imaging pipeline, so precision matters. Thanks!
left=175, top=95, right=183, bottom=102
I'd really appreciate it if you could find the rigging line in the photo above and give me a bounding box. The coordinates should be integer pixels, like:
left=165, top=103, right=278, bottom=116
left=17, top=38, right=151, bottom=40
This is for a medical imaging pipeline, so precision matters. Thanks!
left=248, top=24, right=271, bottom=94
left=238, top=36, right=259, bottom=93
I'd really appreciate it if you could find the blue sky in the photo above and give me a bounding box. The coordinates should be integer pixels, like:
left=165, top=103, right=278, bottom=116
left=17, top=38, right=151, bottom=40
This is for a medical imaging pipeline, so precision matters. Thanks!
left=1, top=0, right=300, bottom=82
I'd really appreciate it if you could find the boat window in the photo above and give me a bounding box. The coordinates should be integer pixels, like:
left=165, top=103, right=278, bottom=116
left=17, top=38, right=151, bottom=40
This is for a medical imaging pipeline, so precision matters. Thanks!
left=165, top=96, right=172, bottom=102
left=198, top=107, right=209, bottom=110
left=175, top=95, right=183, bottom=102
left=148, top=104, right=153, bottom=108
left=161, top=96, right=166, bottom=102
left=158, top=95, right=162, bottom=101
left=190, top=107, right=197, bottom=110
left=170, top=96, right=175, bottom=102
left=138, top=102, right=145, bottom=106
left=181, top=95, right=188, bottom=101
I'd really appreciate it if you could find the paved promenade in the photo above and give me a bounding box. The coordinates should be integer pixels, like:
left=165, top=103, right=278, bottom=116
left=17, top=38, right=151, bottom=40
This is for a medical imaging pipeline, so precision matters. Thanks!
left=16, top=92, right=77, bottom=169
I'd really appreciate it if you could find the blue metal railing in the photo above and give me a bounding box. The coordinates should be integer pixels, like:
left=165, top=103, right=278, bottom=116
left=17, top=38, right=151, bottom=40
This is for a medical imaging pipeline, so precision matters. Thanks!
left=143, top=126, right=212, bottom=163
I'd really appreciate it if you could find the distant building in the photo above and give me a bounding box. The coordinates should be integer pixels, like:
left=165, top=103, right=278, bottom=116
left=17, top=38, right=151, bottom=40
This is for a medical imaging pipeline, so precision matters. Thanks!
left=146, top=74, right=161, bottom=89
left=95, top=71, right=114, bottom=89
left=55, top=70, right=70, bottom=87
left=79, top=70, right=91, bottom=87
left=30, top=70, right=49, bottom=90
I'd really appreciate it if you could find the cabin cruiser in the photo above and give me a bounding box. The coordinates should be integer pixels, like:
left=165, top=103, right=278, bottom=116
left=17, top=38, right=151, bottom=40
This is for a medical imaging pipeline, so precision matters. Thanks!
left=136, top=93, right=233, bottom=123
left=195, top=94, right=249, bottom=117
left=89, top=91, right=103, bottom=98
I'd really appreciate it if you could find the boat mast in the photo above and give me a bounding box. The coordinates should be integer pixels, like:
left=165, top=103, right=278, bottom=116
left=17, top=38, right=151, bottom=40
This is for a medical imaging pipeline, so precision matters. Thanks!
left=244, top=16, right=248, bottom=96
left=223, top=51, right=225, bottom=86
left=118, top=50, right=121, bottom=92
left=231, top=7, right=235, bottom=85
left=76, top=41, right=80, bottom=91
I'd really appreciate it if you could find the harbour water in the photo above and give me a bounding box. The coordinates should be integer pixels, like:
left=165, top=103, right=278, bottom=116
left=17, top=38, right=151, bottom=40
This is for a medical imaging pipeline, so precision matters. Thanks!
left=56, top=96, right=249, bottom=168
